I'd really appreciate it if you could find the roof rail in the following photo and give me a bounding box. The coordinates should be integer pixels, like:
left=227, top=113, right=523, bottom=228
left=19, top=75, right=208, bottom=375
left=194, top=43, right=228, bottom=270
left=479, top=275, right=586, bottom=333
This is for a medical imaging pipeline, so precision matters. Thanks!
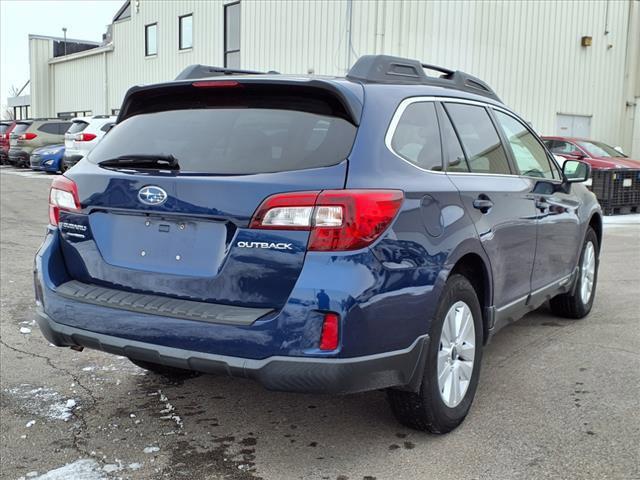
left=175, top=64, right=278, bottom=81
left=346, top=55, right=501, bottom=102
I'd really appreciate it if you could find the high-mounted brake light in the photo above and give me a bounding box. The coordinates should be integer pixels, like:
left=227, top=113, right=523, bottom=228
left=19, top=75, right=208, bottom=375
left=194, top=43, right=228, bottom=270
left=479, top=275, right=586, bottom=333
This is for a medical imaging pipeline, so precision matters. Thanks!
left=250, top=190, right=404, bottom=251
left=75, top=133, right=97, bottom=142
left=192, top=80, right=241, bottom=88
left=20, top=132, right=37, bottom=140
left=49, top=176, right=81, bottom=226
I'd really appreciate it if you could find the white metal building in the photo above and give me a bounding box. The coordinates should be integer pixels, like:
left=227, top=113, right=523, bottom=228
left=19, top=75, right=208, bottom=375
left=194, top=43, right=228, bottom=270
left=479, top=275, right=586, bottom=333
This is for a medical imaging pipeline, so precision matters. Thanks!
left=16, top=0, right=640, bottom=156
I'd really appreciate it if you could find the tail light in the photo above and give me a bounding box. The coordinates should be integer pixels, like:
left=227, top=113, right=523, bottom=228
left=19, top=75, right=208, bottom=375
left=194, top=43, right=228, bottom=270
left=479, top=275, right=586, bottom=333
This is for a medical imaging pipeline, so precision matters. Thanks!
left=250, top=190, right=404, bottom=251
left=49, top=176, right=80, bottom=226
left=20, top=133, right=37, bottom=140
left=75, top=133, right=96, bottom=142
left=319, top=312, right=340, bottom=351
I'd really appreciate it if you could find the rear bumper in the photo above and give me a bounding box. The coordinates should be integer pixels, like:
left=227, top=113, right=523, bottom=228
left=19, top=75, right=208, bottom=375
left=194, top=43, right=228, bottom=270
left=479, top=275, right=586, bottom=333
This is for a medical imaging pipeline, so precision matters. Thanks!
left=33, top=227, right=435, bottom=394
left=8, top=149, right=28, bottom=165
left=36, top=308, right=428, bottom=394
left=63, top=153, right=83, bottom=167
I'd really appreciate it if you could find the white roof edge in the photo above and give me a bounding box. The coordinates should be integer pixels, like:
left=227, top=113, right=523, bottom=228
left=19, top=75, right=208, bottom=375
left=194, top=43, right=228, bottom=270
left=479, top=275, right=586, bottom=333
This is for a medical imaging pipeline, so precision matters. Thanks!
left=48, top=44, right=114, bottom=64
left=29, top=34, right=101, bottom=44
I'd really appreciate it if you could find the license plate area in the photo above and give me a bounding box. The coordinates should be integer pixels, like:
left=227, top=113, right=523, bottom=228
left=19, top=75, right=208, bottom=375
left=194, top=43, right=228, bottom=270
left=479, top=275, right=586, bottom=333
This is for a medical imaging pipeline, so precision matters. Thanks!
left=88, top=212, right=229, bottom=277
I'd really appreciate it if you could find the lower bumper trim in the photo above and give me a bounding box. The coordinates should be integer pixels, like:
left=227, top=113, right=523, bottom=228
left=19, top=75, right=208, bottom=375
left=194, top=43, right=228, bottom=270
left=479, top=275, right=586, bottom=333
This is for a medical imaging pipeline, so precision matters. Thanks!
left=36, top=309, right=429, bottom=395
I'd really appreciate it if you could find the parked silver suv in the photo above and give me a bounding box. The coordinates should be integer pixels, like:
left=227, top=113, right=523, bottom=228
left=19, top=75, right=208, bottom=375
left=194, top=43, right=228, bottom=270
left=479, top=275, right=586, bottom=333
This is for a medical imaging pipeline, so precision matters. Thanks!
left=8, top=118, right=71, bottom=167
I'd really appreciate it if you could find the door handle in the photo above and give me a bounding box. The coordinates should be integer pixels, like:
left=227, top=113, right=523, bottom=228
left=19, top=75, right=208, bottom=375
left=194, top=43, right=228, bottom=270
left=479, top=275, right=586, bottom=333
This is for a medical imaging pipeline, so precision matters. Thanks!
left=535, top=197, right=549, bottom=212
left=472, top=196, right=493, bottom=214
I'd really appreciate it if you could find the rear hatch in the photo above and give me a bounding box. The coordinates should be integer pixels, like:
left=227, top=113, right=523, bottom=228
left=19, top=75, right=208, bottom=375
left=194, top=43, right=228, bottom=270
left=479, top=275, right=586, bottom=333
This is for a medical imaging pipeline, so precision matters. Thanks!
left=64, top=120, right=89, bottom=152
left=9, top=121, right=32, bottom=148
left=58, top=79, right=361, bottom=310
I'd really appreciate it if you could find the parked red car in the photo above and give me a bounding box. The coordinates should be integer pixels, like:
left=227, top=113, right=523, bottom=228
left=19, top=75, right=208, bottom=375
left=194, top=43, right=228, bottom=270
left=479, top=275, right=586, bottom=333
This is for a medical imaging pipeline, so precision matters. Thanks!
left=542, top=136, right=640, bottom=170
left=0, top=120, right=17, bottom=164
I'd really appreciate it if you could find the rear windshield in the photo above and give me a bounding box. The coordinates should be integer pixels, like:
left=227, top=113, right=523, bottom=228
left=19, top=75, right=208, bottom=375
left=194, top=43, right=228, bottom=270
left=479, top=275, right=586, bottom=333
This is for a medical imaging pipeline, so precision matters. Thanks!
left=0, top=124, right=9, bottom=134
left=12, top=123, right=31, bottom=135
left=67, top=121, right=89, bottom=134
left=88, top=108, right=357, bottom=174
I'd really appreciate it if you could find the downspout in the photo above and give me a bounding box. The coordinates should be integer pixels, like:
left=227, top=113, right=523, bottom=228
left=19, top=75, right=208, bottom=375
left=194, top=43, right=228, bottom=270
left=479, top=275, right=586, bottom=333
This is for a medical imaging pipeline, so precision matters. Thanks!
left=103, top=50, right=109, bottom=115
left=346, top=0, right=353, bottom=72
left=621, top=0, right=639, bottom=154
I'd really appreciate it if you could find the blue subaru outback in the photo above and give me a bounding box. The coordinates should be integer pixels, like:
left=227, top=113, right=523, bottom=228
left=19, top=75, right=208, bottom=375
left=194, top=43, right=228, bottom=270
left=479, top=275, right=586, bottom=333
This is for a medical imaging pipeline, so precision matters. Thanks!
left=34, top=56, right=601, bottom=433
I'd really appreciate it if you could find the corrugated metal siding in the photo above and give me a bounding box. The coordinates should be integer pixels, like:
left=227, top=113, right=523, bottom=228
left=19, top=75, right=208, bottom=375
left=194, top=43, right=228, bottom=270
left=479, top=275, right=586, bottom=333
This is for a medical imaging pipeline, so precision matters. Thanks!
left=27, top=0, right=637, bottom=149
left=52, top=52, right=106, bottom=115
left=243, top=0, right=634, bottom=146
left=108, top=0, right=225, bottom=112
left=28, top=38, right=53, bottom=117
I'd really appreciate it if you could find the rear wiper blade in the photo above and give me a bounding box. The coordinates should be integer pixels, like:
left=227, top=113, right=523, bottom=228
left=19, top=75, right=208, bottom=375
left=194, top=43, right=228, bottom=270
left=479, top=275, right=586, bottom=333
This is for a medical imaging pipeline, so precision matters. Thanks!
left=98, top=154, right=180, bottom=170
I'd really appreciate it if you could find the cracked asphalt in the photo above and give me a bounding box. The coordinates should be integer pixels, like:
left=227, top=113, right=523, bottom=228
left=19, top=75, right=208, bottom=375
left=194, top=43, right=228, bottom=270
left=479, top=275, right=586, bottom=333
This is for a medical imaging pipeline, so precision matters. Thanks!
left=1, top=167, right=639, bottom=480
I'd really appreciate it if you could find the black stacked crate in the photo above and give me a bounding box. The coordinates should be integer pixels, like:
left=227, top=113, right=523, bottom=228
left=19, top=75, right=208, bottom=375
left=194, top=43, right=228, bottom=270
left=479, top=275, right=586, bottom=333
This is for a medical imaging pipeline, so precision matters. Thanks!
left=590, top=169, right=640, bottom=215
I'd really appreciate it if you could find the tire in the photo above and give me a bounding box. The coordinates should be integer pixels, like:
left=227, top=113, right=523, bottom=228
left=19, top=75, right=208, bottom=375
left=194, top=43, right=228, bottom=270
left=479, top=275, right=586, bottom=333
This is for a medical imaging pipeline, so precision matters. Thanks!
left=550, top=227, right=599, bottom=319
left=129, top=358, right=201, bottom=379
left=386, top=274, right=483, bottom=433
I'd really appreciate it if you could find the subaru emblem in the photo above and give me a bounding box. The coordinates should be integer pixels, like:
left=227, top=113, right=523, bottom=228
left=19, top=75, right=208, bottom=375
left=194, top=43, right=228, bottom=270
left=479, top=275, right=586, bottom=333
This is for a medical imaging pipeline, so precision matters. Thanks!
left=138, top=186, right=168, bottom=206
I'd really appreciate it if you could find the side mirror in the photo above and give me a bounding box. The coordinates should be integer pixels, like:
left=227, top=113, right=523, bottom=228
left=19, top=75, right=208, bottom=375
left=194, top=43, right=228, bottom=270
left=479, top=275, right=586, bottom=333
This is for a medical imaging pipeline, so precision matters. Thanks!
left=563, top=160, right=591, bottom=183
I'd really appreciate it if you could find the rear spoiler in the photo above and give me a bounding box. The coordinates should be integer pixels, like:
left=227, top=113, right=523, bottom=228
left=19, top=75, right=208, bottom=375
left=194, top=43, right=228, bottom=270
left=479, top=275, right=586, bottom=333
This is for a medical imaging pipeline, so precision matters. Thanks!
left=116, top=78, right=363, bottom=126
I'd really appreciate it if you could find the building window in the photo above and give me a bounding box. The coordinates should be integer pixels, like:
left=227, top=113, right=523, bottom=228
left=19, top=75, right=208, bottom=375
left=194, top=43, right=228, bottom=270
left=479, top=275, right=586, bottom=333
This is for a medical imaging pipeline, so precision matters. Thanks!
left=145, top=23, right=157, bottom=56
left=179, top=14, right=193, bottom=50
left=224, top=2, right=240, bottom=68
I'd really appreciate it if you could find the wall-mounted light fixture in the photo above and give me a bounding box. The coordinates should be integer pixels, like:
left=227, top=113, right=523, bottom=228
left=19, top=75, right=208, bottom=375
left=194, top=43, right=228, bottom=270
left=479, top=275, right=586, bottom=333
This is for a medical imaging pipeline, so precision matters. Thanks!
left=581, top=36, right=593, bottom=47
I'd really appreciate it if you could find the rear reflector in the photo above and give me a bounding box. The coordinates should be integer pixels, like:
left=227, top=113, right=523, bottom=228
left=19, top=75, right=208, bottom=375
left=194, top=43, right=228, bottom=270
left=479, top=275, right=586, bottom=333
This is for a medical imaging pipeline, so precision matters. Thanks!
left=49, top=176, right=80, bottom=226
left=250, top=190, right=403, bottom=251
left=319, top=312, right=339, bottom=351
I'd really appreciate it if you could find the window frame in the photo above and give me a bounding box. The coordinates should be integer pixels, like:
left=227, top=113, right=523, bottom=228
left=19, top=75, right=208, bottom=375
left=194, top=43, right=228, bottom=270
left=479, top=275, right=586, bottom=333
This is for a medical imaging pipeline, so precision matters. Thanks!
left=145, top=22, right=158, bottom=57
left=178, top=13, right=193, bottom=50
left=223, top=1, right=241, bottom=68
left=387, top=100, right=444, bottom=172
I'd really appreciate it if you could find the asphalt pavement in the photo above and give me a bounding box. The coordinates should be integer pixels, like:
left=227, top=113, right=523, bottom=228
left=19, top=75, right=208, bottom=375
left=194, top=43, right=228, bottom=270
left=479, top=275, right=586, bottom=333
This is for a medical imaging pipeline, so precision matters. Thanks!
left=1, top=166, right=639, bottom=480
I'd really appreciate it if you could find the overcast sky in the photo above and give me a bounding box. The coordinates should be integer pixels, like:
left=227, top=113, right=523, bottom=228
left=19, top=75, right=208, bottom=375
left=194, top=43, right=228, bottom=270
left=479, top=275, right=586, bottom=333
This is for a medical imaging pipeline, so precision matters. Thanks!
left=0, top=0, right=123, bottom=110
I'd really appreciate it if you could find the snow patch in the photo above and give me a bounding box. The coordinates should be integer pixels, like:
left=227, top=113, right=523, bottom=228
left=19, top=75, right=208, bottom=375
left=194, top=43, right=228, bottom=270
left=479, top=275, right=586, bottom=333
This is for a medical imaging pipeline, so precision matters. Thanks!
left=6, top=385, right=77, bottom=421
left=32, top=459, right=105, bottom=480
left=143, top=446, right=160, bottom=454
left=20, top=327, right=32, bottom=334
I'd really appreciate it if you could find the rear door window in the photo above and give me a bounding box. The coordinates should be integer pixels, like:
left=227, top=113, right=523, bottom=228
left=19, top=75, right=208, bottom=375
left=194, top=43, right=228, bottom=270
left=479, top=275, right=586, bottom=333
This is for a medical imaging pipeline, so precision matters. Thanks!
left=389, top=101, right=442, bottom=171
left=89, top=105, right=357, bottom=174
left=445, top=103, right=511, bottom=175
left=494, top=111, right=555, bottom=179
left=66, top=121, right=87, bottom=135
left=38, top=123, right=61, bottom=134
